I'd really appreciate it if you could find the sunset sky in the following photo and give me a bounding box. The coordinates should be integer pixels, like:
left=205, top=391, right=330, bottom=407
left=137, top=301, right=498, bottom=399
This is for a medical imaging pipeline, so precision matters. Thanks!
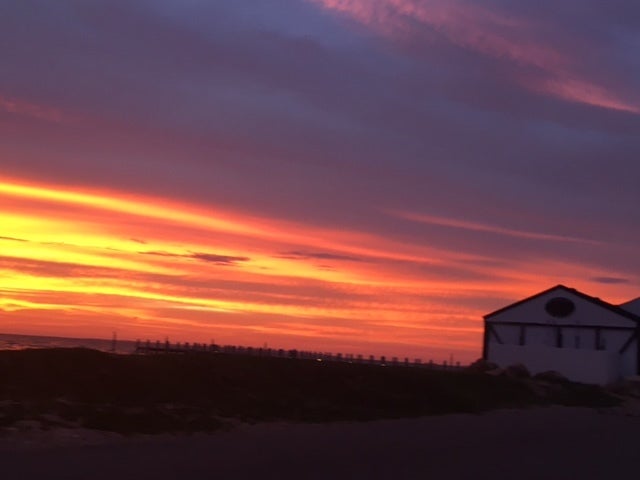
left=1, top=0, right=639, bottom=362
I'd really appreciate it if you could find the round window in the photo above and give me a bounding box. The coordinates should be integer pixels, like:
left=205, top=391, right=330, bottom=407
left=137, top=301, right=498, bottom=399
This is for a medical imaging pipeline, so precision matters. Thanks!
left=545, top=297, right=575, bottom=318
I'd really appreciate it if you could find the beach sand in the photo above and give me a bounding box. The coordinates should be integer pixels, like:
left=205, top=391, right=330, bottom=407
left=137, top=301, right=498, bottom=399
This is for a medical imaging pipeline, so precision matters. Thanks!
left=1, top=404, right=639, bottom=479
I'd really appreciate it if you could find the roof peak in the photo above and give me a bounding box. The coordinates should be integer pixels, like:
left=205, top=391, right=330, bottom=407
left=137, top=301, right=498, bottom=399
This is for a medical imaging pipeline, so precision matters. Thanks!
left=621, top=297, right=640, bottom=305
left=485, top=284, right=640, bottom=322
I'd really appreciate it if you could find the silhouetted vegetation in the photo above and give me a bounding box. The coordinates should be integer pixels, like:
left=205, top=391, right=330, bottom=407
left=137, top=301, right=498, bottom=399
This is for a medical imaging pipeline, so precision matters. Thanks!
left=0, top=348, right=619, bottom=434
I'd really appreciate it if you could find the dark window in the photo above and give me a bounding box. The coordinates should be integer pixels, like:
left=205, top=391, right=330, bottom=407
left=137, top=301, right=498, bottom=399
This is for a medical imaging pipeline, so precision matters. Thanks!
left=545, top=297, right=575, bottom=318
left=556, top=327, right=563, bottom=348
left=595, top=329, right=606, bottom=350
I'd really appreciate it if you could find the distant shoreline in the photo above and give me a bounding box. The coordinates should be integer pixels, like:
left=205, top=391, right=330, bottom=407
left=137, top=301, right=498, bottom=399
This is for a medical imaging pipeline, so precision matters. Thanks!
left=0, top=332, right=471, bottom=368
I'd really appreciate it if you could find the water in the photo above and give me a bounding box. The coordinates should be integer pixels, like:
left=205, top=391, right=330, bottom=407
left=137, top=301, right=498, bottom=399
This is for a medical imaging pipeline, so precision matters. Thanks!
left=0, top=333, right=138, bottom=354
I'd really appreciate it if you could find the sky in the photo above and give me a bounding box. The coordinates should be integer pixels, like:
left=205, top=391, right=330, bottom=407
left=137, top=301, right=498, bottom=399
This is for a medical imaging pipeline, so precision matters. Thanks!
left=1, top=0, right=639, bottom=362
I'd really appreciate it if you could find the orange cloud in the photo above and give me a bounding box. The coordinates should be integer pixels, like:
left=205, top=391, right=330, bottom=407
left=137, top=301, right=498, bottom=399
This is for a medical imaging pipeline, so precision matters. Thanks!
left=387, top=209, right=600, bottom=244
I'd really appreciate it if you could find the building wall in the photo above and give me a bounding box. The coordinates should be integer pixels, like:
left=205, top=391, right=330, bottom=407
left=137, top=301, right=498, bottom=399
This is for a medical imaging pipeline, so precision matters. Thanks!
left=485, top=287, right=638, bottom=384
left=488, top=288, right=636, bottom=328
left=488, top=343, right=621, bottom=385
left=487, top=324, right=637, bottom=382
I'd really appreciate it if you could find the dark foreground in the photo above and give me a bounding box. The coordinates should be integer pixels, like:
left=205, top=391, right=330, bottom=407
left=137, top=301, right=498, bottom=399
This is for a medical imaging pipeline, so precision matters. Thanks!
left=1, top=406, right=639, bottom=479
left=0, top=348, right=618, bottom=433
left=0, top=349, right=637, bottom=479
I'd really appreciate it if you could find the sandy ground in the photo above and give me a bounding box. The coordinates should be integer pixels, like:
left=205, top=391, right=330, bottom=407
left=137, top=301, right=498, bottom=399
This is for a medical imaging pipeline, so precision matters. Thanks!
left=1, top=404, right=639, bottom=480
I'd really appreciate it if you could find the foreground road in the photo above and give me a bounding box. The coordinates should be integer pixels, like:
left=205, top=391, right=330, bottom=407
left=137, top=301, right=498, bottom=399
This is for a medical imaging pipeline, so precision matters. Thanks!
left=1, top=406, right=639, bottom=479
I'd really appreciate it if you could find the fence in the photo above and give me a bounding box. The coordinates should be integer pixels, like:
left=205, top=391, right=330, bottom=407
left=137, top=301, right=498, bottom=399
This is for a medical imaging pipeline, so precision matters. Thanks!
left=133, top=339, right=464, bottom=370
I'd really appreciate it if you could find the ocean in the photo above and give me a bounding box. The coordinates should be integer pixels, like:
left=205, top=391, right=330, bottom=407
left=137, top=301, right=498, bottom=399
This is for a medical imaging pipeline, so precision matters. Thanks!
left=0, top=333, right=138, bottom=354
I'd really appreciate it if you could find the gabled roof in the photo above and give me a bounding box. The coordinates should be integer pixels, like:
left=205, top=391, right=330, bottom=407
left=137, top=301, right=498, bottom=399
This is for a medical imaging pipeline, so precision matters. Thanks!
left=484, top=284, right=640, bottom=323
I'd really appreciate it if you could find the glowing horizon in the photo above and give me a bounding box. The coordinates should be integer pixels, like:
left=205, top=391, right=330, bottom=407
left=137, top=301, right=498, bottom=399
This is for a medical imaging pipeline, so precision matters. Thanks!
left=2, top=176, right=637, bottom=362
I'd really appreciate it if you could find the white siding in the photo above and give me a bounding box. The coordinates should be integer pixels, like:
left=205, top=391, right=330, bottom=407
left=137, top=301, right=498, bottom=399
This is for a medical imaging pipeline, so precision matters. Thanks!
left=526, top=325, right=555, bottom=347
left=488, top=288, right=636, bottom=328
left=485, top=286, right=639, bottom=384
left=488, top=344, right=621, bottom=385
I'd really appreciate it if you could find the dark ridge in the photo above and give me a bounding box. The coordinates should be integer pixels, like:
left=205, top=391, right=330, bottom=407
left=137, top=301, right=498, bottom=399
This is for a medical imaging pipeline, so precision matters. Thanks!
left=0, top=348, right=618, bottom=434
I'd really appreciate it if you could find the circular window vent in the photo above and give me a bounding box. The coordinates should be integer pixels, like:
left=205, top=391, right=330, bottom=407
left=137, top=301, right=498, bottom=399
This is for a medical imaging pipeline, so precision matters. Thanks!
left=545, top=297, right=575, bottom=318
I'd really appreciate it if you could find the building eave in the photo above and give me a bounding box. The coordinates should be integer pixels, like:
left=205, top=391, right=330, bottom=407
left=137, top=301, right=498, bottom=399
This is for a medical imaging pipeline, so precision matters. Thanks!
left=484, top=284, right=640, bottom=323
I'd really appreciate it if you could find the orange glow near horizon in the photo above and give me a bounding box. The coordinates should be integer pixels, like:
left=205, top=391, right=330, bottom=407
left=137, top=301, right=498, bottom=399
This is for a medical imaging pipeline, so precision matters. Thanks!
left=1, top=176, right=636, bottom=362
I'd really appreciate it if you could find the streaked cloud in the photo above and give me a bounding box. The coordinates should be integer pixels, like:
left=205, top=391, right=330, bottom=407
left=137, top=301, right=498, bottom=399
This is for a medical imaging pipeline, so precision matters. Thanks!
left=591, top=276, right=630, bottom=285
left=0, top=95, right=67, bottom=123
left=277, top=250, right=364, bottom=262
left=387, top=209, right=601, bottom=244
left=142, top=250, right=250, bottom=266
left=0, top=236, right=29, bottom=242
left=311, top=0, right=639, bottom=112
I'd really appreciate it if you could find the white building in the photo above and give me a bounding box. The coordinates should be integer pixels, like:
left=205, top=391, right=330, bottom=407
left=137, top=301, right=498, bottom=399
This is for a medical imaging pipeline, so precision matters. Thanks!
left=483, top=285, right=640, bottom=385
